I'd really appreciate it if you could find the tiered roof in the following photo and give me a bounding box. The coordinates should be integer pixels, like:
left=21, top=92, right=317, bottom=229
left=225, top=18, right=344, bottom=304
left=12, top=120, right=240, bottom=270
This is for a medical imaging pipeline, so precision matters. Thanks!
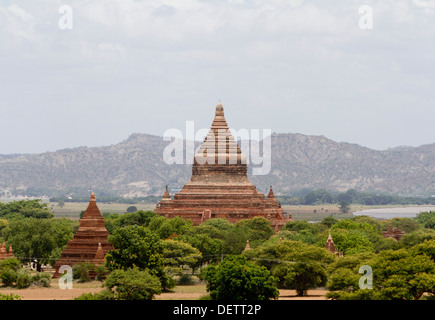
left=53, top=192, right=113, bottom=277
left=155, top=103, right=291, bottom=230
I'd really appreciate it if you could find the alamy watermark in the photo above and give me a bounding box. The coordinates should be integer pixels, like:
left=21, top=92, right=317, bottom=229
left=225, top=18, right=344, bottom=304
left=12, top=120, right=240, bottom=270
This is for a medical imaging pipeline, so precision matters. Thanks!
left=57, top=4, right=372, bottom=31
left=58, top=265, right=73, bottom=289
left=358, top=265, right=373, bottom=289
left=163, top=121, right=272, bottom=175
left=359, top=5, right=374, bottom=30
left=58, top=5, right=73, bottom=30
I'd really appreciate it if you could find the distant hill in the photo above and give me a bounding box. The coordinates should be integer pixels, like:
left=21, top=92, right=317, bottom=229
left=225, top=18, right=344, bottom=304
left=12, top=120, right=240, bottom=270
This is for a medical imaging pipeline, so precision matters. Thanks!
left=0, top=133, right=433, bottom=198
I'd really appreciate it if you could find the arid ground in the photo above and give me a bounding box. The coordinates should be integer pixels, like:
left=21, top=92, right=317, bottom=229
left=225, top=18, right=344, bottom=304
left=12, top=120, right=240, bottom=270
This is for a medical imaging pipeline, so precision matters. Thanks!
left=0, top=279, right=329, bottom=300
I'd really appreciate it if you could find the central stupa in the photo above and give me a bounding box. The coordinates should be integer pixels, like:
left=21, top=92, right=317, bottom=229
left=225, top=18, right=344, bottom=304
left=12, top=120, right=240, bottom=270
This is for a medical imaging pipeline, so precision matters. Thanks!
left=155, top=103, right=291, bottom=230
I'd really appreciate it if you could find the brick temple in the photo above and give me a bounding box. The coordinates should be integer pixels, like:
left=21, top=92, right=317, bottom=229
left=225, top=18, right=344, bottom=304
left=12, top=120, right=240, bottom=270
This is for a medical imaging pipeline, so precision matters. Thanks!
left=0, top=241, right=14, bottom=261
left=382, top=222, right=405, bottom=241
left=53, top=192, right=113, bottom=277
left=155, top=103, right=292, bottom=230
left=325, top=230, right=343, bottom=257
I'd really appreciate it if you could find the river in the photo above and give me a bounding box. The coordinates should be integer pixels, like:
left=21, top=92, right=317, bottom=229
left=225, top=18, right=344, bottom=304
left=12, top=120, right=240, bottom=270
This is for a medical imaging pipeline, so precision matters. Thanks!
left=352, top=206, right=435, bottom=219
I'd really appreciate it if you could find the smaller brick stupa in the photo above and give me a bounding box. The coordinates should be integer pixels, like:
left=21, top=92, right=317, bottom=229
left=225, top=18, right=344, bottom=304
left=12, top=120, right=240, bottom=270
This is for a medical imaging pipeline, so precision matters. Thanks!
left=0, top=242, right=14, bottom=261
left=325, top=230, right=343, bottom=257
left=325, top=230, right=335, bottom=253
left=382, top=222, right=405, bottom=241
left=53, top=192, right=113, bottom=277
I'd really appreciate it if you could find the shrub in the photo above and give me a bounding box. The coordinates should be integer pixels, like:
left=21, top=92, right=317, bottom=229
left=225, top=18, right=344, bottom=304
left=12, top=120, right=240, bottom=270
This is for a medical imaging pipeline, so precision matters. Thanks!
left=0, top=268, right=17, bottom=287
left=0, top=293, right=21, bottom=300
left=177, top=273, right=193, bottom=285
left=327, top=268, right=359, bottom=291
left=104, top=267, right=162, bottom=300
left=73, top=262, right=95, bottom=283
left=16, top=270, right=31, bottom=289
left=0, top=257, right=21, bottom=272
left=272, top=262, right=327, bottom=296
left=203, top=255, right=279, bottom=300
left=75, top=290, right=115, bottom=300
left=95, top=266, right=108, bottom=281
left=31, top=272, right=51, bottom=287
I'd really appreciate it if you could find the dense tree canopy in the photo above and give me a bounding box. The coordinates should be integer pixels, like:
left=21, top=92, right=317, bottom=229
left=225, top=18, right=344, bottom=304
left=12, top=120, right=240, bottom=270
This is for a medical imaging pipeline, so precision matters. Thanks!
left=3, top=196, right=435, bottom=300
left=0, top=200, right=53, bottom=219
left=3, top=218, right=74, bottom=270
left=202, top=255, right=279, bottom=300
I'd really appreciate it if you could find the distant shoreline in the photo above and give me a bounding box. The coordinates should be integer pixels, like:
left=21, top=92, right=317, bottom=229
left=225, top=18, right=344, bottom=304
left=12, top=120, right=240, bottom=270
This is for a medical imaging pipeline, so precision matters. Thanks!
left=352, top=206, right=435, bottom=219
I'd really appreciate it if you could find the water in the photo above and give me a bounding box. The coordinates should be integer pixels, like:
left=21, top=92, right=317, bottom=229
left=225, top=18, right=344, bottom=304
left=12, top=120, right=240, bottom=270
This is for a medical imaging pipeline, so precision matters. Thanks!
left=352, top=206, right=435, bottom=219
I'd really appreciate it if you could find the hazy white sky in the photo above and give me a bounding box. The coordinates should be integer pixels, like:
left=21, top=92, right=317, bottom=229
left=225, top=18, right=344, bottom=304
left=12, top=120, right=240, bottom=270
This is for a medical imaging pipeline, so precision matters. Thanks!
left=1, top=0, right=434, bottom=154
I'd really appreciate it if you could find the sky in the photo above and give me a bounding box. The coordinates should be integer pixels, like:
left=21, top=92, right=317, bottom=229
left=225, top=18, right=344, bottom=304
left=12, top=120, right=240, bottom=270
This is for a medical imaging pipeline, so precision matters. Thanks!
left=0, top=0, right=434, bottom=154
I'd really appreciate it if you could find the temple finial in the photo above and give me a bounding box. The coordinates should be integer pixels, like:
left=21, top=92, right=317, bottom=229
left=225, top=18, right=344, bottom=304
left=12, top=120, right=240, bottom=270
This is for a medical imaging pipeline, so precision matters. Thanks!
left=267, top=186, right=275, bottom=199
left=162, top=185, right=171, bottom=200
left=215, top=102, right=224, bottom=116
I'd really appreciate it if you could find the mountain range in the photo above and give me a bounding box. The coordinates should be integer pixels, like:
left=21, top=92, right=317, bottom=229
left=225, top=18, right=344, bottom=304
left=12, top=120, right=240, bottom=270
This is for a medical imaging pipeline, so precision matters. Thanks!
left=0, top=133, right=433, bottom=198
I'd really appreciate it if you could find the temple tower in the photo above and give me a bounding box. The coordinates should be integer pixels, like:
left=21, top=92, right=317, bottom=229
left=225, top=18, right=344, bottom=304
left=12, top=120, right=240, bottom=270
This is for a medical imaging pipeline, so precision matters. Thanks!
left=53, top=192, right=113, bottom=277
left=0, top=242, right=14, bottom=261
left=325, top=229, right=335, bottom=253
left=155, top=103, right=292, bottom=230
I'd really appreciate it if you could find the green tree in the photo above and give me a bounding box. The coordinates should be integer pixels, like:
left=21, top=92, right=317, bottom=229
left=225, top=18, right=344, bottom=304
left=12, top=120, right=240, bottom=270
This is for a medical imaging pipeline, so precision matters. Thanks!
left=77, top=267, right=162, bottom=300
left=16, top=269, right=31, bottom=289
left=321, top=216, right=339, bottom=228
left=272, top=261, right=327, bottom=296
left=416, top=211, right=435, bottom=226
left=57, top=199, right=65, bottom=208
left=3, top=218, right=74, bottom=271
left=411, top=240, right=435, bottom=261
left=202, top=255, right=279, bottom=300
left=0, top=219, right=9, bottom=237
left=126, top=206, right=138, bottom=213
left=338, top=200, right=351, bottom=214
left=0, top=257, right=21, bottom=272
left=424, top=217, right=435, bottom=230
left=162, top=239, right=202, bottom=273
left=244, top=239, right=335, bottom=270
left=222, top=227, right=249, bottom=255
left=0, top=293, right=21, bottom=300
left=303, top=189, right=335, bottom=205
left=148, top=216, right=193, bottom=239
left=326, top=268, right=359, bottom=291
left=371, top=249, right=435, bottom=300
left=282, top=220, right=322, bottom=244
left=103, top=267, right=162, bottom=300
left=177, top=233, right=224, bottom=266
left=243, top=238, right=334, bottom=296
left=400, top=229, right=435, bottom=248
left=0, top=268, right=17, bottom=287
left=328, top=218, right=382, bottom=254
left=73, top=262, right=95, bottom=283
left=235, top=217, right=274, bottom=244
left=325, top=228, right=375, bottom=255
left=329, top=247, right=435, bottom=300
left=108, top=210, right=158, bottom=231
left=105, top=225, right=164, bottom=272
left=105, top=225, right=173, bottom=291
left=284, top=220, right=317, bottom=233
left=0, top=199, right=53, bottom=219
left=389, top=217, right=421, bottom=233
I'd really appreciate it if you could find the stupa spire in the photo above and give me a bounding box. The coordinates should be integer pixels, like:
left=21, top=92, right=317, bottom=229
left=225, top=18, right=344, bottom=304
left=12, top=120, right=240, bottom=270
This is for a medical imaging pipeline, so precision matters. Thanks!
left=82, top=192, right=101, bottom=219
left=162, top=185, right=171, bottom=201
left=267, top=186, right=275, bottom=199
left=53, top=192, right=113, bottom=278
left=155, top=102, right=292, bottom=230
left=325, top=229, right=336, bottom=254
left=194, top=102, right=245, bottom=168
